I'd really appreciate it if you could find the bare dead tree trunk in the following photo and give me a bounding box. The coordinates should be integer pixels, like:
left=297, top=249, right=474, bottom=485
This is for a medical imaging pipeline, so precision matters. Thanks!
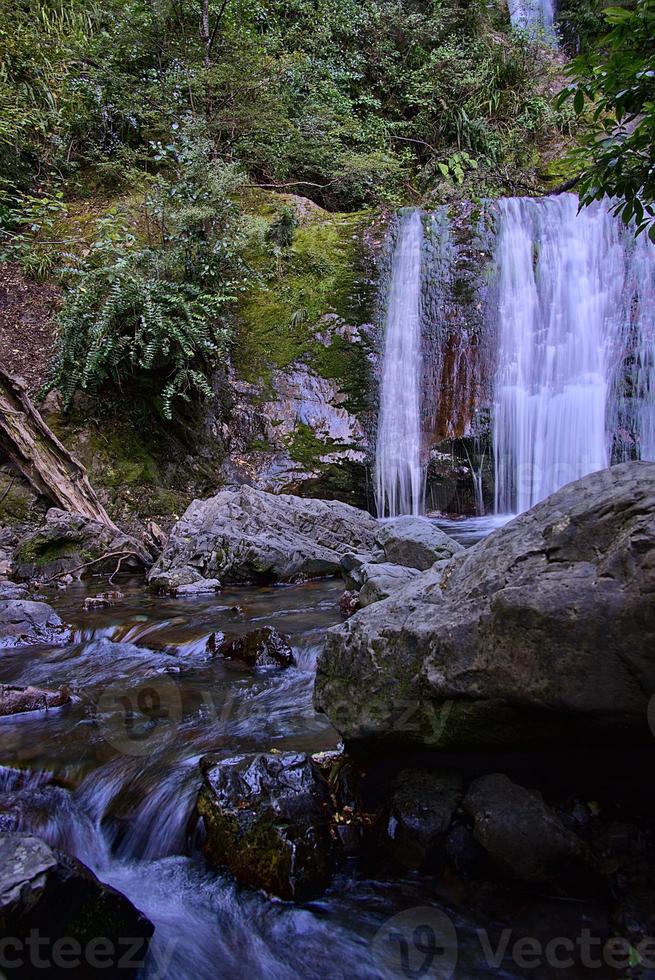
left=0, top=365, right=118, bottom=530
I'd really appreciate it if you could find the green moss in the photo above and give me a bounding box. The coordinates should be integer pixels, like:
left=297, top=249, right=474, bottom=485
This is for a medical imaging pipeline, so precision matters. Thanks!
left=309, top=333, right=371, bottom=416
left=86, top=428, right=161, bottom=489
left=285, top=423, right=345, bottom=470
left=13, top=537, right=80, bottom=567
left=234, top=203, right=374, bottom=385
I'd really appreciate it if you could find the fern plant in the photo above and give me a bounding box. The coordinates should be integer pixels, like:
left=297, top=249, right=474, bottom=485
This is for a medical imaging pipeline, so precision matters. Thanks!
left=49, top=133, right=248, bottom=418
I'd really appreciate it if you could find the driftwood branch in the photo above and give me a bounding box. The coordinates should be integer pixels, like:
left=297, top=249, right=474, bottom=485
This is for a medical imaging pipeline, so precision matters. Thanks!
left=43, top=549, right=145, bottom=583
left=0, top=364, right=118, bottom=530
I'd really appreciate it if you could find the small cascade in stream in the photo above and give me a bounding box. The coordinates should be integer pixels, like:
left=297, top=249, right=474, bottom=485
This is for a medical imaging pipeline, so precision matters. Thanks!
left=375, top=209, right=425, bottom=517
left=492, top=195, right=655, bottom=514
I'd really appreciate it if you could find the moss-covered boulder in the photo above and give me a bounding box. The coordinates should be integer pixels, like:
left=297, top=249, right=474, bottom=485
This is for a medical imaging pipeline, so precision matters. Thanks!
left=196, top=752, right=339, bottom=901
left=12, top=508, right=149, bottom=581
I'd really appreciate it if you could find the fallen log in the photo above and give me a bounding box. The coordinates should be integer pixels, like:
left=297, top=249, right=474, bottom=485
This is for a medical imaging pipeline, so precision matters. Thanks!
left=0, top=364, right=118, bottom=530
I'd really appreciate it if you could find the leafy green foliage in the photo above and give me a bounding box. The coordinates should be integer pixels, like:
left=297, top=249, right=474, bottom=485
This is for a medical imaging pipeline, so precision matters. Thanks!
left=560, top=0, right=655, bottom=238
left=0, top=0, right=578, bottom=416
left=49, top=133, right=248, bottom=417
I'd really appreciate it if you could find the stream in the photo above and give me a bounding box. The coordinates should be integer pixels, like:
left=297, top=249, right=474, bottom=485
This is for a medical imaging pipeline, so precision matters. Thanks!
left=0, top=519, right=548, bottom=979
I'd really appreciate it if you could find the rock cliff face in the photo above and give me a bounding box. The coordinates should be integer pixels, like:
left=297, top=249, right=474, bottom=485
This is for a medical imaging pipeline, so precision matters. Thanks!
left=314, top=462, right=655, bottom=748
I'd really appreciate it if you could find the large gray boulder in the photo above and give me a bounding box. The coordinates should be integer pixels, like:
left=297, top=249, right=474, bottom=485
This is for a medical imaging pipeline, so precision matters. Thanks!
left=314, top=462, right=655, bottom=748
left=375, top=516, right=463, bottom=570
left=0, top=833, right=153, bottom=976
left=0, top=599, right=72, bottom=648
left=150, top=485, right=379, bottom=587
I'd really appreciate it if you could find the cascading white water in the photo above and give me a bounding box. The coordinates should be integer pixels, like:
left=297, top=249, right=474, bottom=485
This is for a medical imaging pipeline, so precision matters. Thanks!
left=375, top=209, right=425, bottom=517
left=508, top=0, right=555, bottom=32
left=493, top=194, right=655, bottom=514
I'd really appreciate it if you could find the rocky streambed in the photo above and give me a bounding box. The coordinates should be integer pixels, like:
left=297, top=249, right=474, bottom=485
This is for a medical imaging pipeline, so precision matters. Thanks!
left=0, top=463, right=654, bottom=977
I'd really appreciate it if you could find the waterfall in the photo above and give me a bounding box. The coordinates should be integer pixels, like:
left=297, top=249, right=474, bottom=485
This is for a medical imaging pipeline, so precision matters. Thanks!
left=375, top=210, right=425, bottom=517
left=508, top=0, right=555, bottom=33
left=492, top=195, right=655, bottom=514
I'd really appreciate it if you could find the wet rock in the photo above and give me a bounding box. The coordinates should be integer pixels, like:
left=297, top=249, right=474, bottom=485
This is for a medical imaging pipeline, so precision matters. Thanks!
left=217, top=627, right=295, bottom=668
left=340, top=552, right=377, bottom=590
left=463, top=774, right=595, bottom=887
left=375, top=516, right=463, bottom=570
left=0, top=580, right=29, bottom=600
left=0, top=599, right=72, bottom=649
left=315, top=462, right=655, bottom=748
left=358, top=562, right=422, bottom=607
left=176, top=577, right=221, bottom=596
left=197, top=752, right=338, bottom=900
left=83, top=591, right=124, bottom=610
left=385, top=769, right=463, bottom=870
left=149, top=484, right=379, bottom=586
left=12, top=508, right=149, bottom=582
left=0, top=684, right=71, bottom=716
left=0, top=833, right=153, bottom=977
left=339, top=590, right=360, bottom=618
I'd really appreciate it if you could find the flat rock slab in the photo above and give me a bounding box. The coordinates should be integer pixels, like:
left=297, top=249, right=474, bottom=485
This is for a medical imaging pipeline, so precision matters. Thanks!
left=150, top=484, right=379, bottom=586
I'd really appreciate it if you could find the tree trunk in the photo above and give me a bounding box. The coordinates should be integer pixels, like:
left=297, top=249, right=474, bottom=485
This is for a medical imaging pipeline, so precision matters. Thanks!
left=0, top=365, right=118, bottom=530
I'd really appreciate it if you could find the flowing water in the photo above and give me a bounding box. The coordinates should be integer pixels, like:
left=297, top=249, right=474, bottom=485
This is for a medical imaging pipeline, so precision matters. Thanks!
left=1, top=571, right=531, bottom=979
left=375, top=210, right=425, bottom=518
left=492, top=195, right=655, bottom=514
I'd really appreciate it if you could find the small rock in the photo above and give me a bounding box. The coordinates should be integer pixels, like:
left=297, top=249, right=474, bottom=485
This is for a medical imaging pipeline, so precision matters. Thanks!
left=386, top=769, right=463, bottom=870
left=375, top=516, right=463, bottom=570
left=176, top=578, right=222, bottom=595
left=83, top=590, right=125, bottom=610
left=463, top=773, right=596, bottom=887
left=0, top=581, right=28, bottom=600
left=340, top=552, right=374, bottom=590
left=358, top=562, right=422, bottom=607
left=149, top=566, right=220, bottom=595
left=0, top=684, right=71, bottom=717
left=197, top=752, right=339, bottom=900
left=217, top=627, right=295, bottom=668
